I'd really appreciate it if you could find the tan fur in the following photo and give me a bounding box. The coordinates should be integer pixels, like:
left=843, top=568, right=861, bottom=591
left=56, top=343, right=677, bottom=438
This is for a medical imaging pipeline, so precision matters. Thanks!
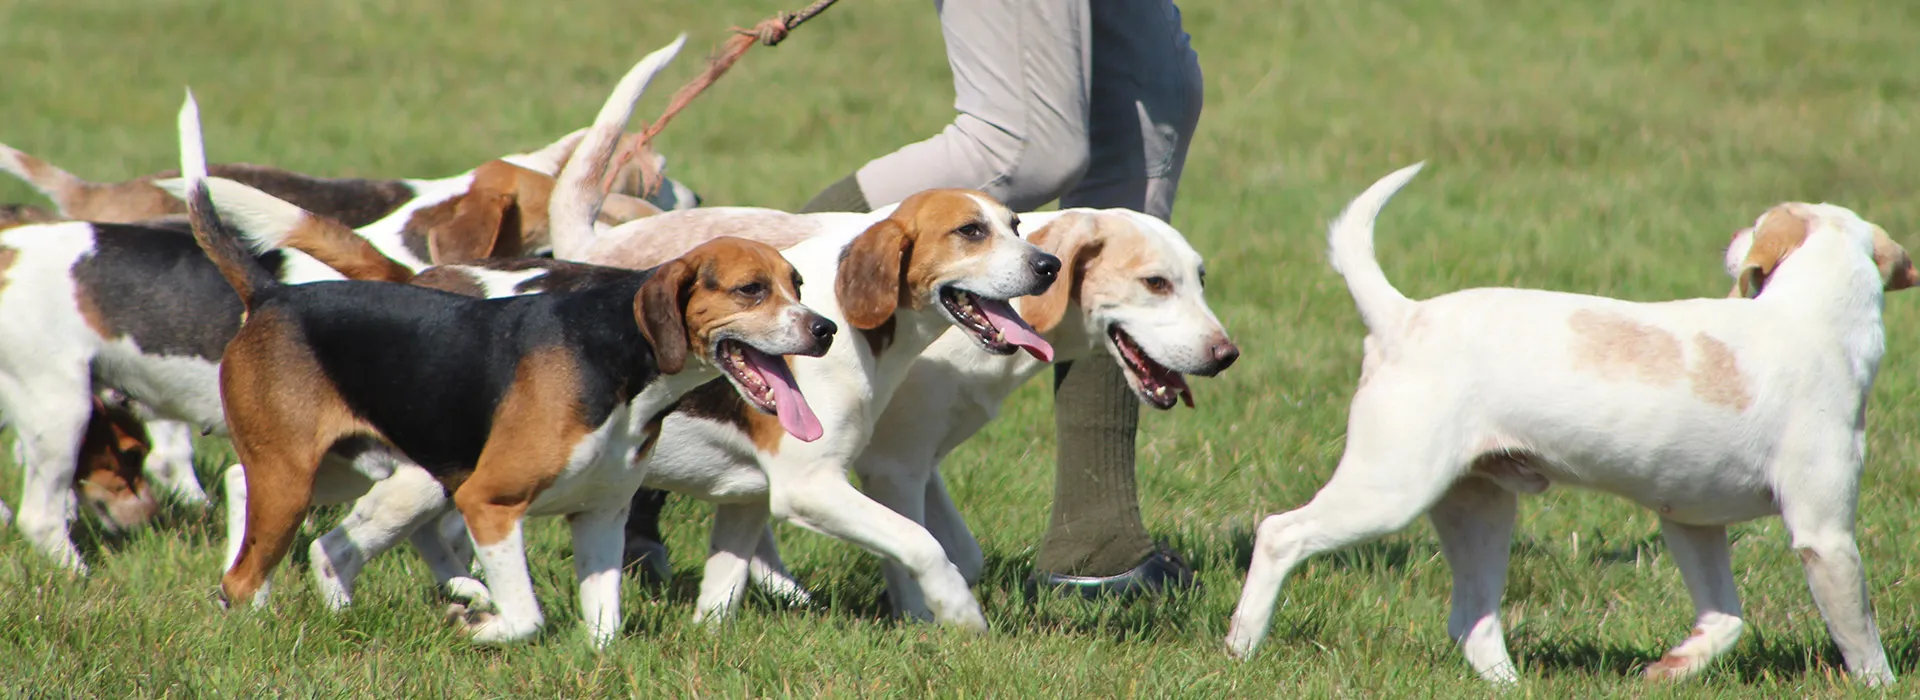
left=1017, top=213, right=1111, bottom=333
left=1687, top=334, right=1751, bottom=410
left=0, top=247, right=15, bottom=297
left=409, top=266, right=486, bottom=297
left=0, top=205, right=59, bottom=229
left=1736, top=204, right=1815, bottom=298
left=454, top=347, right=590, bottom=547
left=413, top=161, right=660, bottom=265
left=218, top=310, right=378, bottom=606
left=835, top=188, right=1005, bottom=334
left=1568, top=309, right=1685, bottom=384
left=283, top=213, right=414, bottom=283
left=1869, top=225, right=1918, bottom=291
left=74, top=397, right=157, bottom=529
left=73, top=283, right=114, bottom=338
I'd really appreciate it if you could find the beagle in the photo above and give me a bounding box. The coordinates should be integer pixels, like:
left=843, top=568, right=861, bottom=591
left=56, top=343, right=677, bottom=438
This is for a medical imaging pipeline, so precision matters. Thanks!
left=179, top=101, right=835, bottom=647
left=576, top=208, right=1243, bottom=618
left=1225, top=164, right=1912, bottom=686
left=231, top=46, right=1060, bottom=631
left=536, top=85, right=1064, bottom=630
left=0, top=43, right=688, bottom=573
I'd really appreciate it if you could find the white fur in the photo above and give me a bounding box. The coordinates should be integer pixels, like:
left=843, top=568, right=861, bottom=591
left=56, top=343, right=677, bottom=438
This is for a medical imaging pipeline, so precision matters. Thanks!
left=1223, top=164, right=1897, bottom=686
left=631, top=197, right=1052, bottom=630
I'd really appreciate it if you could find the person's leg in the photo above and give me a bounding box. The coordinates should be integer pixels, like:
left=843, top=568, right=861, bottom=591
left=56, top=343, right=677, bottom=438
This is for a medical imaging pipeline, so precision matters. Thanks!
left=1035, top=0, right=1205, bottom=588
left=800, top=0, right=1093, bottom=214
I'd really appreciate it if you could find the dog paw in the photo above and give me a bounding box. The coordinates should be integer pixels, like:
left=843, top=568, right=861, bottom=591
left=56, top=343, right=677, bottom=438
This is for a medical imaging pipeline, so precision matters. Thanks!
left=443, top=577, right=492, bottom=606
left=1643, top=653, right=1706, bottom=681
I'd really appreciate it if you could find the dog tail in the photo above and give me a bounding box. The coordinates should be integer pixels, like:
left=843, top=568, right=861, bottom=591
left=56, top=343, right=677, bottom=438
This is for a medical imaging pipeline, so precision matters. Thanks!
left=548, top=33, right=686, bottom=259
left=153, top=174, right=416, bottom=284
left=0, top=142, right=94, bottom=217
left=179, top=90, right=278, bottom=308
left=1328, top=162, right=1424, bottom=335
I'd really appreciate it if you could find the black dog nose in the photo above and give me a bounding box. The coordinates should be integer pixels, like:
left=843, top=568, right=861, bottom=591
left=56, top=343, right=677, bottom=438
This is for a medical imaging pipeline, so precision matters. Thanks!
left=1030, top=253, right=1061, bottom=280
left=1190, top=338, right=1239, bottom=377
left=809, top=316, right=838, bottom=339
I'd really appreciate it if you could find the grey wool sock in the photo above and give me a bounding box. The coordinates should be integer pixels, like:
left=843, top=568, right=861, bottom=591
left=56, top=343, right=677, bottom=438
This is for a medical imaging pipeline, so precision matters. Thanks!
left=798, top=172, right=871, bottom=213
left=1034, top=359, right=1154, bottom=576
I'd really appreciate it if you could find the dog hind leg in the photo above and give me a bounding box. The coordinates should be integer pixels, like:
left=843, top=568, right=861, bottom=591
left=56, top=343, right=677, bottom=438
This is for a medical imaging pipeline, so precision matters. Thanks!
left=308, top=464, right=449, bottom=610
left=1429, top=476, right=1521, bottom=683
left=1642, top=520, right=1746, bottom=681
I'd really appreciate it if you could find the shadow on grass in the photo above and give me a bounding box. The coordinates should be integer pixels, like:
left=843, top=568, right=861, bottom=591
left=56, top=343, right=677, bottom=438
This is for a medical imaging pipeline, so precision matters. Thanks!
left=1521, top=624, right=1920, bottom=684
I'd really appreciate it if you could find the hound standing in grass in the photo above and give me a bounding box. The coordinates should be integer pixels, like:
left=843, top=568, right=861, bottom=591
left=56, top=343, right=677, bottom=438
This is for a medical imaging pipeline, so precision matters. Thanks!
left=1227, top=164, right=1911, bottom=686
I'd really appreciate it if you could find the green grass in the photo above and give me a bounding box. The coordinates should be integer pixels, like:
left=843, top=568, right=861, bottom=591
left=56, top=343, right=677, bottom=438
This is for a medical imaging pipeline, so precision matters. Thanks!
left=3, top=0, right=1920, bottom=695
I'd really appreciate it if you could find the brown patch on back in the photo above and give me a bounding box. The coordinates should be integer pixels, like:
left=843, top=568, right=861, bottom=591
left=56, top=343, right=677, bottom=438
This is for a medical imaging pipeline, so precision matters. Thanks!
left=410, top=266, right=488, bottom=298
left=454, top=347, right=591, bottom=546
left=1687, top=333, right=1751, bottom=410
left=1568, top=309, right=1684, bottom=384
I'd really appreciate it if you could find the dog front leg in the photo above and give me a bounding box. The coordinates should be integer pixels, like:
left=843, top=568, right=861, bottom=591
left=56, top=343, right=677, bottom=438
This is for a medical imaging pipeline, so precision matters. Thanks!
left=771, top=469, right=986, bottom=632
left=1643, top=520, right=1745, bottom=681
left=570, top=503, right=629, bottom=647
left=1783, top=511, right=1894, bottom=684
left=142, top=419, right=208, bottom=506
left=11, top=384, right=91, bottom=573
left=1428, top=477, right=1520, bottom=683
left=695, top=501, right=770, bottom=625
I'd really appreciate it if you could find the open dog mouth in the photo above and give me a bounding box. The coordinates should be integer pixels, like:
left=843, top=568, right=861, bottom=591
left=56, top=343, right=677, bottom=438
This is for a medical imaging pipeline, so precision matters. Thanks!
left=938, top=286, right=1054, bottom=361
left=715, top=339, right=823, bottom=441
left=1109, top=325, right=1192, bottom=410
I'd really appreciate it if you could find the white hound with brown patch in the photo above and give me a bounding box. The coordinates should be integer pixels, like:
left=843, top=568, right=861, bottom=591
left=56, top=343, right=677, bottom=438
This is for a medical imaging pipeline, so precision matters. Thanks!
left=1226, top=163, right=1912, bottom=686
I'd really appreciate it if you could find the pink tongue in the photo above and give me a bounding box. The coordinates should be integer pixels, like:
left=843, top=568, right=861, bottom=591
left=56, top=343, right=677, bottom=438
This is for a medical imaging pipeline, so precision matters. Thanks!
left=743, top=349, right=823, bottom=442
left=975, top=297, right=1054, bottom=362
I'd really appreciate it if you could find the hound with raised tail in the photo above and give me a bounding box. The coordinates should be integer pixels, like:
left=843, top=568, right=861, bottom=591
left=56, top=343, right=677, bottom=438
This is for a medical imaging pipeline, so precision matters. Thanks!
left=1226, top=163, right=1912, bottom=686
left=178, top=91, right=835, bottom=646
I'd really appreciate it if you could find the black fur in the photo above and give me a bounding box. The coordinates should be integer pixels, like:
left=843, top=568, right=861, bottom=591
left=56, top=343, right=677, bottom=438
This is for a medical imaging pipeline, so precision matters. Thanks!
left=69, top=224, right=285, bottom=361
left=258, top=274, right=663, bottom=479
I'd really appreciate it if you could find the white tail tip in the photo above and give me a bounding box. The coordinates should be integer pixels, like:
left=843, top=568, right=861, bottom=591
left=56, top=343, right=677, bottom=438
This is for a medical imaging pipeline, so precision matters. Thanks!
left=178, top=88, right=207, bottom=182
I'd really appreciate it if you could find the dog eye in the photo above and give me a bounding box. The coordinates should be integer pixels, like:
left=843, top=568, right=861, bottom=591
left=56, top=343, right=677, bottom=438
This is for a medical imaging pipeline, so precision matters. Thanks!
left=1141, top=276, right=1173, bottom=294
left=956, top=223, right=986, bottom=240
left=736, top=282, right=767, bottom=298
left=1009, top=216, right=1022, bottom=234
left=791, top=274, right=803, bottom=291
left=1197, top=267, right=1207, bottom=288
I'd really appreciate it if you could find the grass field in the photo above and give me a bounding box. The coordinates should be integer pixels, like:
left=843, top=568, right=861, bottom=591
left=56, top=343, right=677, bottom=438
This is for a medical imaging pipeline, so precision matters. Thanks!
left=3, top=0, right=1920, bottom=695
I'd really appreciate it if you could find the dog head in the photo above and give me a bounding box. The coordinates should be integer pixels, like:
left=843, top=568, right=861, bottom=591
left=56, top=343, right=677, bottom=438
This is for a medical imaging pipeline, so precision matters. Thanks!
left=1724, top=202, right=1916, bottom=298
left=1018, top=210, right=1238, bottom=409
left=636, top=236, right=835, bottom=440
left=834, top=188, right=1060, bottom=360
left=74, top=399, right=159, bottom=532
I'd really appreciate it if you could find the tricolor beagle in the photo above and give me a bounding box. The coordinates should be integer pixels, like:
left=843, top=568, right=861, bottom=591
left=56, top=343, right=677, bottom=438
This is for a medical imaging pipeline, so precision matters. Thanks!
left=1226, top=164, right=1912, bottom=686
left=179, top=97, right=834, bottom=645
left=0, top=41, right=687, bottom=573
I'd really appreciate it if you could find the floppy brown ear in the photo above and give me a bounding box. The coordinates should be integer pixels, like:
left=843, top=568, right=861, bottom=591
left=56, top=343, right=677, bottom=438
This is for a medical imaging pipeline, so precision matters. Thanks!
left=1869, top=226, right=1917, bottom=292
left=835, top=218, right=910, bottom=330
left=427, top=161, right=535, bottom=264
left=636, top=257, right=696, bottom=374
left=1018, top=214, right=1105, bottom=333
left=1735, top=205, right=1812, bottom=299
